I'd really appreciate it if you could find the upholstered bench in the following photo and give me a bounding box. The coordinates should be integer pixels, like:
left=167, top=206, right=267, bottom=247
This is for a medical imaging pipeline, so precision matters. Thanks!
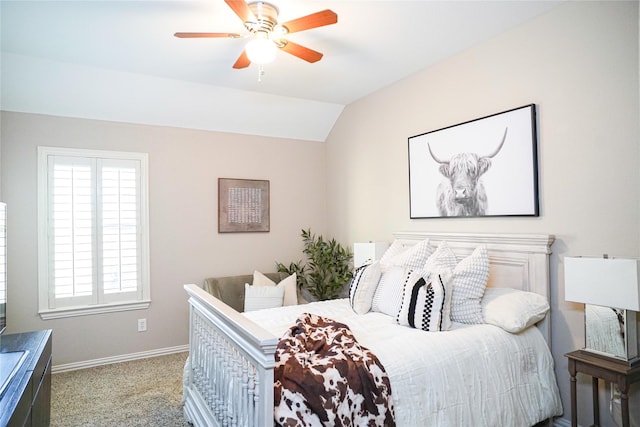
left=204, top=272, right=306, bottom=312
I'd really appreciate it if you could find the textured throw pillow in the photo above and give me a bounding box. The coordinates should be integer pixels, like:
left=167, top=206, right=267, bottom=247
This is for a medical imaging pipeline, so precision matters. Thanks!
left=253, top=271, right=298, bottom=306
left=422, top=240, right=458, bottom=271
left=482, top=287, right=549, bottom=333
left=424, top=242, right=490, bottom=324
left=370, top=266, right=407, bottom=317
left=450, top=245, right=490, bottom=324
left=379, top=240, right=408, bottom=264
left=380, top=238, right=432, bottom=270
left=349, top=261, right=382, bottom=314
left=397, top=269, right=453, bottom=331
left=244, top=284, right=285, bottom=312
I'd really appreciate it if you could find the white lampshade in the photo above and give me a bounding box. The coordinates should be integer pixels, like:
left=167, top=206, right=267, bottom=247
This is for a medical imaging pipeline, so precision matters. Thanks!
left=245, top=35, right=277, bottom=64
left=565, top=256, right=640, bottom=311
left=353, top=242, right=389, bottom=268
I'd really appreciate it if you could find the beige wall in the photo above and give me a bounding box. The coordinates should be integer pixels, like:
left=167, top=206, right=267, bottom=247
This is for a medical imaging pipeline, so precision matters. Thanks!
left=325, top=1, right=639, bottom=426
left=1, top=0, right=638, bottom=425
left=1, top=111, right=327, bottom=365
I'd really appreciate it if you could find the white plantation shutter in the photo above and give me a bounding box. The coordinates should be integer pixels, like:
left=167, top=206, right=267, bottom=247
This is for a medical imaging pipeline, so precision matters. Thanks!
left=38, top=147, right=149, bottom=318
left=49, top=157, right=95, bottom=306
left=99, top=161, right=141, bottom=301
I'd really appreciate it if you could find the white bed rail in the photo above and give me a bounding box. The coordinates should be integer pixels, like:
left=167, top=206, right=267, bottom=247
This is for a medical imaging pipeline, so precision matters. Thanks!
left=183, top=284, right=278, bottom=427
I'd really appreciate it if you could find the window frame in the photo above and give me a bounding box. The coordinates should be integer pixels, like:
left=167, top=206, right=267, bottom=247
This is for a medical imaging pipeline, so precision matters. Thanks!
left=37, top=146, right=150, bottom=320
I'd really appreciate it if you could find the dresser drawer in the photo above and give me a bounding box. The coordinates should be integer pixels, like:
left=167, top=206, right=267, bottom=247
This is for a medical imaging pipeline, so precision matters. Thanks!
left=7, top=374, right=32, bottom=427
left=31, top=336, right=51, bottom=405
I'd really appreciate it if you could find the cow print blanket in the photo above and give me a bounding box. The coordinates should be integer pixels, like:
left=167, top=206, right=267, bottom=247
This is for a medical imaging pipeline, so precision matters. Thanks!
left=274, top=313, right=396, bottom=427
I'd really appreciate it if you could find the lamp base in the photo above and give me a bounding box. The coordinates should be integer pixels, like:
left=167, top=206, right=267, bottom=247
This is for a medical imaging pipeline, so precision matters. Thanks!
left=585, top=306, right=639, bottom=365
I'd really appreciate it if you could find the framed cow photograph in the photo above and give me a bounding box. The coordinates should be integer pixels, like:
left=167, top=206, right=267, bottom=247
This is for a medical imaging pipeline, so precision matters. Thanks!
left=408, top=104, right=539, bottom=218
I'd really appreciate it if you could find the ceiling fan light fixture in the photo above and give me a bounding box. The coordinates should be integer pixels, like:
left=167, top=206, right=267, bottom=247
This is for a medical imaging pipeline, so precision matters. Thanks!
left=245, top=33, right=277, bottom=64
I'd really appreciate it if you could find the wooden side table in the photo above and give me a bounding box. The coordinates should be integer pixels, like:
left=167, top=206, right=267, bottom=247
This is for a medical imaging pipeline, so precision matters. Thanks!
left=566, top=350, right=640, bottom=427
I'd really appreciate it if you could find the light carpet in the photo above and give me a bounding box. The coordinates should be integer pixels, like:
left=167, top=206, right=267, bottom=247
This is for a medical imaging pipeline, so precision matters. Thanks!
left=51, top=352, right=191, bottom=427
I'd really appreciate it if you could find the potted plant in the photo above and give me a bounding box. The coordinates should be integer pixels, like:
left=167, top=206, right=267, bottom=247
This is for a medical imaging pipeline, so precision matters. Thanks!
left=276, top=229, right=353, bottom=301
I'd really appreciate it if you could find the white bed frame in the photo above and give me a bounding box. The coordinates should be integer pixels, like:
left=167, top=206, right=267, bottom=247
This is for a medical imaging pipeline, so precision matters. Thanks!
left=183, top=231, right=555, bottom=427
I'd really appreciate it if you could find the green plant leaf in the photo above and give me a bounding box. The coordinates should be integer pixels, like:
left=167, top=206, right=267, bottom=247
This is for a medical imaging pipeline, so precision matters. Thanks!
left=275, top=228, right=353, bottom=301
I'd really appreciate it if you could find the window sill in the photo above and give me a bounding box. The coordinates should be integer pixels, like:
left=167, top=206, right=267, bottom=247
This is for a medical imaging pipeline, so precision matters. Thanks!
left=39, top=300, right=151, bottom=320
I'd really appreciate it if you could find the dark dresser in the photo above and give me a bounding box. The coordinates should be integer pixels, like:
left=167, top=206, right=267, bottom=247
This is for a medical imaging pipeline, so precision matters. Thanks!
left=0, top=330, right=52, bottom=427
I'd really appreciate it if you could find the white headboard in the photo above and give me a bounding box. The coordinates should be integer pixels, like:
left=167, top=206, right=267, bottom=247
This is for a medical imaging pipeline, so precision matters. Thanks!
left=392, top=231, right=556, bottom=343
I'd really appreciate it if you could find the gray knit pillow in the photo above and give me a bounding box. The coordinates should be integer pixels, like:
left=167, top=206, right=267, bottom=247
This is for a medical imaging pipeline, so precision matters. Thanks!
left=423, top=242, right=489, bottom=324
left=450, top=245, right=489, bottom=324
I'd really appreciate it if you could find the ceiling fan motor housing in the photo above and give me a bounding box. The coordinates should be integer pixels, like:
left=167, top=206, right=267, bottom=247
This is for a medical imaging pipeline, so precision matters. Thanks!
left=246, top=2, right=279, bottom=34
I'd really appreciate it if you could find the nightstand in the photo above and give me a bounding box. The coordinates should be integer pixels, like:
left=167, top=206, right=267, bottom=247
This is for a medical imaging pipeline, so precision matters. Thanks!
left=566, top=350, right=640, bottom=427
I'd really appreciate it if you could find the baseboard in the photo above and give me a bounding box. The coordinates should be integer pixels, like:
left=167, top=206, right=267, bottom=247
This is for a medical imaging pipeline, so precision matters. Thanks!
left=52, top=344, right=189, bottom=374
left=553, top=417, right=571, bottom=427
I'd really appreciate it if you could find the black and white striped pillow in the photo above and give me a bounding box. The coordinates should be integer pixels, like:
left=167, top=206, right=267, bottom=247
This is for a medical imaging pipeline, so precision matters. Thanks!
left=348, top=261, right=382, bottom=314
left=396, top=269, right=453, bottom=332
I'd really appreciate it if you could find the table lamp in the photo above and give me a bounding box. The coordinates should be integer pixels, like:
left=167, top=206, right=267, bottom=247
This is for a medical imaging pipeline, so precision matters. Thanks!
left=353, top=242, right=389, bottom=268
left=565, top=256, right=640, bottom=365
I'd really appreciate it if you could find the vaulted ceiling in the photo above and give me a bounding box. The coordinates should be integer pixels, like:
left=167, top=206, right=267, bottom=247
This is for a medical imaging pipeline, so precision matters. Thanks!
left=1, top=1, right=563, bottom=141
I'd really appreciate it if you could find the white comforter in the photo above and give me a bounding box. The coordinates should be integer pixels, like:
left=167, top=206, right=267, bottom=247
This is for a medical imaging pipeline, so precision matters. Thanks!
left=244, top=298, right=563, bottom=427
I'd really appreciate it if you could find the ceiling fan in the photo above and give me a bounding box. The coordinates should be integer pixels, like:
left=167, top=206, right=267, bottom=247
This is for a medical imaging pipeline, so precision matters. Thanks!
left=174, top=0, right=338, bottom=69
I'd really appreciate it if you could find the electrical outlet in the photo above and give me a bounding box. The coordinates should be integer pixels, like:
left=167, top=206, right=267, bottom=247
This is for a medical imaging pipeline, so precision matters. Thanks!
left=137, top=318, right=147, bottom=332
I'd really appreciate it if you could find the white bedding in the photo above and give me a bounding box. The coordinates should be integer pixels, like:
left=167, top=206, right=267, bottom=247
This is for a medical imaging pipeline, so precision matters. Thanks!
left=244, top=298, right=563, bottom=427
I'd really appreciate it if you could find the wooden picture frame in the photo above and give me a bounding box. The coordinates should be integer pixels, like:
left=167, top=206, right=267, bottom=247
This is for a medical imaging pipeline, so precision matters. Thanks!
left=218, top=178, right=270, bottom=233
left=408, top=104, right=539, bottom=218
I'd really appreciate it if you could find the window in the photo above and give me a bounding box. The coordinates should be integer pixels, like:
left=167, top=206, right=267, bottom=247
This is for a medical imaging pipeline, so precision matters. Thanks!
left=37, top=147, right=150, bottom=319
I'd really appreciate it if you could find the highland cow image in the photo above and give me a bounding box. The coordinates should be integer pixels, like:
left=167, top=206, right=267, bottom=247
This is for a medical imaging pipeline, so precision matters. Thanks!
left=428, top=127, right=507, bottom=217
left=408, top=105, right=539, bottom=218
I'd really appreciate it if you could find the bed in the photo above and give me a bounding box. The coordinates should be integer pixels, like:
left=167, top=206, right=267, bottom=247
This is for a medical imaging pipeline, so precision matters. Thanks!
left=183, top=231, right=563, bottom=426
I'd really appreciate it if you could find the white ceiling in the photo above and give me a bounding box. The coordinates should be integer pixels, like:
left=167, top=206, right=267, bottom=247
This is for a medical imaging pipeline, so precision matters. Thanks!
left=1, top=0, right=563, bottom=141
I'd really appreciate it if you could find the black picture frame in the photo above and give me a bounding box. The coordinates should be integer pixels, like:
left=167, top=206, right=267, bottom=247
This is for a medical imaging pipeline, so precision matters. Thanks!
left=408, top=104, right=539, bottom=218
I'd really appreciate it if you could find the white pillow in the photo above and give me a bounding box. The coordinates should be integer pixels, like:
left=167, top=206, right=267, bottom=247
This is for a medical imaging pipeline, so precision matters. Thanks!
left=244, top=284, right=285, bottom=312
left=349, top=261, right=382, bottom=314
left=253, top=271, right=298, bottom=306
left=450, top=245, right=489, bottom=324
left=397, top=269, right=453, bottom=331
left=371, top=266, right=406, bottom=316
left=379, top=240, right=408, bottom=264
left=423, top=240, right=457, bottom=271
left=380, top=238, right=432, bottom=270
left=451, top=245, right=489, bottom=324
left=423, top=242, right=489, bottom=324
left=482, top=287, right=549, bottom=333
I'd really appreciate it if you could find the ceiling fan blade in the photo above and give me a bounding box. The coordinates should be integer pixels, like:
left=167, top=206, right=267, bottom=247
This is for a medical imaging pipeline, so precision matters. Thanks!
left=233, top=50, right=251, bottom=69
left=279, top=40, right=323, bottom=63
left=225, top=0, right=256, bottom=23
left=279, top=9, right=337, bottom=34
left=174, top=32, right=242, bottom=38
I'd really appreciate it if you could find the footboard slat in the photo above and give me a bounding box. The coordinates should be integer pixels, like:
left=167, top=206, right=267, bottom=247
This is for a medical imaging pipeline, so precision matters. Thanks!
left=184, top=284, right=278, bottom=427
